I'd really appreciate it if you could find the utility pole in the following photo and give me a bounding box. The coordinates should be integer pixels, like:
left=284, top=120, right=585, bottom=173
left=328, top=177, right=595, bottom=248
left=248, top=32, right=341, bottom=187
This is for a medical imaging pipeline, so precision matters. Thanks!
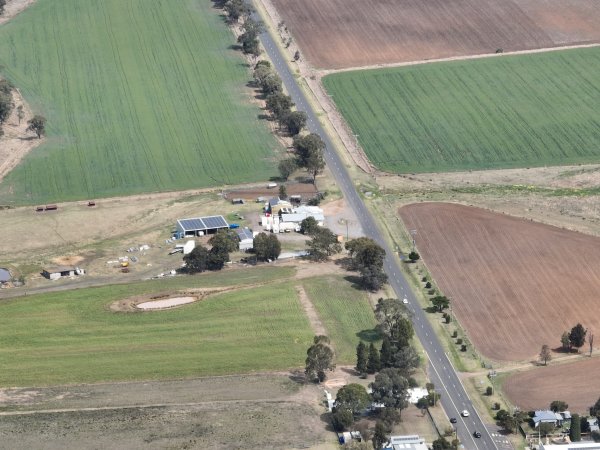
left=410, top=229, right=417, bottom=252
left=590, top=332, right=594, bottom=357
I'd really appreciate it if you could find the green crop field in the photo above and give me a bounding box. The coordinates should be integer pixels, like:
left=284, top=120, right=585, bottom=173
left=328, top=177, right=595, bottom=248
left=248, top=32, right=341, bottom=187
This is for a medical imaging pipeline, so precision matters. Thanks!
left=302, top=276, right=379, bottom=363
left=323, top=48, right=600, bottom=173
left=0, top=266, right=314, bottom=386
left=0, top=0, right=279, bottom=205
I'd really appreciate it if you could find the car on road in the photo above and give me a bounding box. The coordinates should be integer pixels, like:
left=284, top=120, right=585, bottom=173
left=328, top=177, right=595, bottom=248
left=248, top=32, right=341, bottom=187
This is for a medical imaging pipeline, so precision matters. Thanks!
left=473, top=431, right=481, bottom=438
left=450, top=417, right=457, bottom=423
left=461, top=410, right=470, bottom=417
left=402, top=298, right=408, bottom=304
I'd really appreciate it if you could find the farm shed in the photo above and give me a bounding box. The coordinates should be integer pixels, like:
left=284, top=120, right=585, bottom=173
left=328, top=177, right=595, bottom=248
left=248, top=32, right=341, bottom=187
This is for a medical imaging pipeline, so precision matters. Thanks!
left=0, top=268, right=11, bottom=283
left=236, top=228, right=254, bottom=251
left=42, top=266, right=84, bottom=280
left=175, top=215, right=229, bottom=238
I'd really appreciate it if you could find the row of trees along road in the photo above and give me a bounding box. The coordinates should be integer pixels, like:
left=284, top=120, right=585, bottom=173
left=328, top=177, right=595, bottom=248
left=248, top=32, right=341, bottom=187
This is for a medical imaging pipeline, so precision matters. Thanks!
left=182, top=230, right=281, bottom=273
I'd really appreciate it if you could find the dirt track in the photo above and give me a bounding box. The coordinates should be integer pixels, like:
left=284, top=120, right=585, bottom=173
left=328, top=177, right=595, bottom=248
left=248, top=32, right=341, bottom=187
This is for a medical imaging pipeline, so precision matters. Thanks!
left=503, top=357, right=600, bottom=413
left=272, top=0, right=600, bottom=69
left=399, top=202, right=600, bottom=362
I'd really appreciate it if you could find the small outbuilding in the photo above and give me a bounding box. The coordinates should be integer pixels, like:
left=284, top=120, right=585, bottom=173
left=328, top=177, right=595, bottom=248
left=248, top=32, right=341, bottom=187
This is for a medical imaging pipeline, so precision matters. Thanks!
left=236, top=228, right=254, bottom=251
left=384, top=435, right=427, bottom=450
left=0, top=268, right=11, bottom=284
left=42, top=266, right=84, bottom=280
left=175, top=215, right=229, bottom=238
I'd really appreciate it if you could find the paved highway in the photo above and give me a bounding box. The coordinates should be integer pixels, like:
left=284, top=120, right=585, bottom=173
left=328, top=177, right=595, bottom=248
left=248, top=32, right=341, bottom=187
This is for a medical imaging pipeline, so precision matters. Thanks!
left=253, top=7, right=499, bottom=449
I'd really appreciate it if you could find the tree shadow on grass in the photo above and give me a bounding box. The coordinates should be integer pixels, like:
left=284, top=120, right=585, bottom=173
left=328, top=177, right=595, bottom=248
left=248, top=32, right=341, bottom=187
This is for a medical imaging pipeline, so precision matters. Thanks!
left=319, top=412, right=335, bottom=432
left=356, top=328, right=381, bottom=343
left=288, top=369, right=306, bottom=385
left=343, top=275, right=364, bottom=291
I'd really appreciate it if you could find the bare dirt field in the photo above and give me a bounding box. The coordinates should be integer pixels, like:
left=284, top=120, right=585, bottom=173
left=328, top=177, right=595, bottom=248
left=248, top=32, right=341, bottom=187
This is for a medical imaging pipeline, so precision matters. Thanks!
left=227, top=181, right=318, bottom=201
left=399, top=202, right=600, bottom=362
left=503, top=357, right=600, bottom=413
left=271, top=0, right=600, bottom=69
left=0, top=374, right=333, bottom=449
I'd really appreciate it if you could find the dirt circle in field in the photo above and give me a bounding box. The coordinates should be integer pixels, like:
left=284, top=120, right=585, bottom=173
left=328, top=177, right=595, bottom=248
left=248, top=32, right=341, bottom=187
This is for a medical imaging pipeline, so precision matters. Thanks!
left=109, top=289, right=226, bottom=313
left=52, top=255, right=84, bottom=266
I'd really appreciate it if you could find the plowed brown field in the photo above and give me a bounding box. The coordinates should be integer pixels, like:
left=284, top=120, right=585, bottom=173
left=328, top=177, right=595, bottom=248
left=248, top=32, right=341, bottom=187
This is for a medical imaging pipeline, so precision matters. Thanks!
left=503, top=358, right=600, bottom=412
left=399, top=202, right=600, bottom=362
left=272, top=0, right=600, bottom=69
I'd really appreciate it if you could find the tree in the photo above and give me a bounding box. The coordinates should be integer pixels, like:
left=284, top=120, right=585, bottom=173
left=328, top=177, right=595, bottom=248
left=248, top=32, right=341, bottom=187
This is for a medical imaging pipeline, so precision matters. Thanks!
left=379, top=337, right=392, bottom=368
left=372, top=421, right=387, bottom=450
left=260, top=73, right=282, bottom=95
left=346, top=237, right=385, bottom=270
left=0, top=91, right=13, bottom=124
left=0, top=0, right=6, bottom=15
left=282, top=110, right=307, bottom=135
left=253, top=64, right=273, bottom=86
left=539, top=344, right=552, bottom=366
left=307, top=227, right=341, bottom=261
left=590, top=396, right=600, bottom=417
left=431, top=295, right=450, bottom=312
left=16, top=105, right=24, bottom=124
left=356, top=341, right=368, bottom=374
left=208, top=229, right=238, bottom=254
left=27, top=115, right=46, bottom=139
left=265, top=92, right=293, bottom=121
left=223, top=0, right=250, bottom=23
left=432, top=437, right=453, bottom=450
left=206, top=247, right=229, bottom=271
left=374, top=298, right=413, bottom=348
left=300, top=216, right=319, bottom=235
left=278, top=158, right=297, bottom=181
left=367, top=342, right=381, bottom=374
left=294, top=50, right=301, bottom=61
left=387, top=345, right=420, bottom=373
left=293, top=133, right=326, bottom=183
left=569, top=323, right=587, bottom=351
left=305, top=335, right=335, bottom=382
left=571, top=414, right=581, bottom=442
left=407, top=251, right=420, bottom=262
left=331, top=408, right=353, bottom=431
left=253, top=232, right=281, bottom=261
left=496, top=409, right=510, bottom=422
left=359, top=265, right=388, bottom=292
left=501, top=415, right=519, bottom=433
left=182, top=245, right=210, bottom=273
left=539, top=422, right=555, bottom=436
left=237, top=19, right=263, bottom=56
left=561, top=331, right=571, bottom=352
left=550, top=400, right=568, bottom=412
left=370, top=368, right=410, bottom=417
left=335, top=383, right=370, bottom=415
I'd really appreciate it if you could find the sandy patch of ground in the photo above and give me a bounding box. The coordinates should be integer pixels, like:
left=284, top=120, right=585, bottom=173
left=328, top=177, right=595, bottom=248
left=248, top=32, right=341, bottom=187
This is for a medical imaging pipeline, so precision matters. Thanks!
left=0, top=0, right=36, bottom=26
left=137, top=296, right=196, bottom=310
left=0, top=88, right=43, bottom=185
left=51, top=255, right=84, bottom=266
left=320, top=198, right=363, bottom=239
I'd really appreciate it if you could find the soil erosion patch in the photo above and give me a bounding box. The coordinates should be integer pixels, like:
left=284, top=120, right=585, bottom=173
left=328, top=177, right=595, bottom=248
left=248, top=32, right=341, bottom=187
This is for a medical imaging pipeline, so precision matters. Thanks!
left=400, top=202, right=600, bottom=362
left=503, top=357, right=600, bottom=413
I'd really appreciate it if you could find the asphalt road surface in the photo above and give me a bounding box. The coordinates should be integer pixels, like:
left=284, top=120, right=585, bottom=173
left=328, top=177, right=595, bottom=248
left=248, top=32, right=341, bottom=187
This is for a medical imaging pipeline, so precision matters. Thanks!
left=255, top=8, right=502, bottom=449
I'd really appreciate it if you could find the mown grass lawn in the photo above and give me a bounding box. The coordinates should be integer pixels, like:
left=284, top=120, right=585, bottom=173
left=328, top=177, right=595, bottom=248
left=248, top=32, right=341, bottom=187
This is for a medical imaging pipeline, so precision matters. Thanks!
left=0, top=266, right=314, bottom=386
left=302, top=275, right=379, bottom=363
left=323, top=47, right=600, bottom=173
left=0, top=0, right=279, bottom=204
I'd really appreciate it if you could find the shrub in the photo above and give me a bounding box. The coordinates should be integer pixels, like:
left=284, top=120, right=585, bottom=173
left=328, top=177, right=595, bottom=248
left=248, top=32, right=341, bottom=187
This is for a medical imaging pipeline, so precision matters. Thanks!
left=486, top=386, right=493, bottom=396
left=428, top=289, right=436, bottom=295
left=408, top=377, right=419, bottom=388
left=456, top=338, right=463, bottom=345
left=452, top=331, right=458, bottom=338
left=493, top=402, right=501, bottom=410
left=421, top=276, right=428, bottom=282
left=461, top=344, right=467, bottom=352
left=425, top=281, right=432, bottom=288
left=331, top=408, right=354, bottom=432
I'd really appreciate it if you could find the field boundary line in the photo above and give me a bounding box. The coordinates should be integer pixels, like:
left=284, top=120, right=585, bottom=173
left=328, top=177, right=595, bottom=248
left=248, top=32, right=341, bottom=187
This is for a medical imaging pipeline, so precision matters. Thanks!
left=295, top=284, right=328, bottom=336
left=319, top=43, right=600, bottom=76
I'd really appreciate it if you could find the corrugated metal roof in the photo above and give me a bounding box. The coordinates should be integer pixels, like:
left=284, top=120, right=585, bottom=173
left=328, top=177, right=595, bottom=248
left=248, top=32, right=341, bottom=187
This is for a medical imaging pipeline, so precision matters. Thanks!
left=0, top=268, right=10, bottom=282
left=236, top=228, right=254, bottom=241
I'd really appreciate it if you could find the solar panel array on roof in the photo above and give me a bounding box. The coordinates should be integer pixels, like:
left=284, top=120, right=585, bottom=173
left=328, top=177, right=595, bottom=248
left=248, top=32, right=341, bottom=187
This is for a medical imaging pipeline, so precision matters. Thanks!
left=202, top=215, right=228, bottom=229
left=177, top=215, right=229, bottom=231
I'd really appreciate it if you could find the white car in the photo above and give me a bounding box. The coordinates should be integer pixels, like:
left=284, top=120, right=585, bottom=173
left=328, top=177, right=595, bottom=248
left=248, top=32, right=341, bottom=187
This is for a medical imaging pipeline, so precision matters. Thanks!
left=461, top=410, right=470, bottom=417
left=402, top=298, right=408, bottom=304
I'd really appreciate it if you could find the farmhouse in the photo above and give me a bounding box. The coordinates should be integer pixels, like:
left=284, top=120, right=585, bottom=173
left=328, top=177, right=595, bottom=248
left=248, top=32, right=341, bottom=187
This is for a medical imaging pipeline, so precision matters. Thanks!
left=175, top=215, right=229, bottom=238
left=42, top=266, right=85, bottom=280
left=236, top=228, right=254, bottom=251
left=384, top=435, right=427, bottom=450
left=532, top=410, right=564, bottom=428
left=261, top=200, right=325, bottom=233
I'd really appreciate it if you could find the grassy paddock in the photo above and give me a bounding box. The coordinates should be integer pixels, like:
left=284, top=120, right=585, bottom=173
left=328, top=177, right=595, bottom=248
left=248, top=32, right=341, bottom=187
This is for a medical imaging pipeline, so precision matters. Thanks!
left=323, top=48, right=600, bottom=173
left=0, top=266, right=313, bottom=386
left=302, top=275, right=379, bottom=363
left=0, top=0, right=279, bottom=204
